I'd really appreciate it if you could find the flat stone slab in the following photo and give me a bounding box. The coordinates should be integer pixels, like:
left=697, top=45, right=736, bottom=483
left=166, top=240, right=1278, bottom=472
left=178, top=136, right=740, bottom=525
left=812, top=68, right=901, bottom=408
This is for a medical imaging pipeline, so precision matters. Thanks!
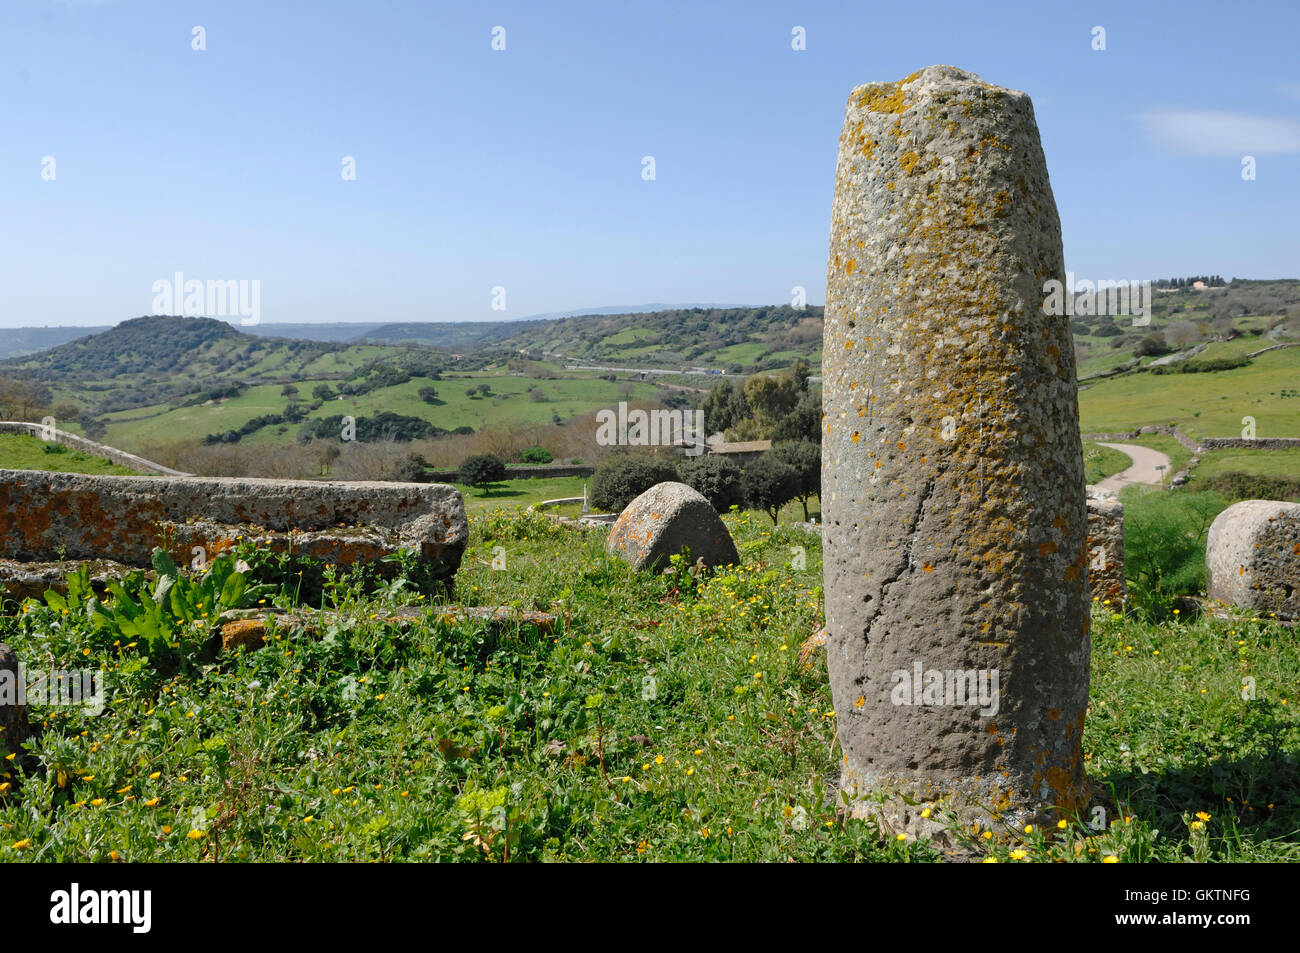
left=606, top=482, right=739, bottom=571
left=1206, top=500, right=1300, bottom=620
left=0, top=470, right=467, bottom=587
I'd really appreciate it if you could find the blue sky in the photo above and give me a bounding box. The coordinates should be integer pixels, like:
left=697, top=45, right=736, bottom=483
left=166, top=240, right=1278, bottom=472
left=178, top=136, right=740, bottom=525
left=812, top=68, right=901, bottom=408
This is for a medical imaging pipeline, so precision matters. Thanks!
left=2, top=0, right=1297, bottom=328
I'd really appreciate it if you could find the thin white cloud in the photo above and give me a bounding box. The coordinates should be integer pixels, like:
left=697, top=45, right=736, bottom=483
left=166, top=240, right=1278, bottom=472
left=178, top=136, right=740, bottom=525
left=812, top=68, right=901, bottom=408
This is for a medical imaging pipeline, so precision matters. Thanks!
left=1139, top=109, right=1300, bottom=155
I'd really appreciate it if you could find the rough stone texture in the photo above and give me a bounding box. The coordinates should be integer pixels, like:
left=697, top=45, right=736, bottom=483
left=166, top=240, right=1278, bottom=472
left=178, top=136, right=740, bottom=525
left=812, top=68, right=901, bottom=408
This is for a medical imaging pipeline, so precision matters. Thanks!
left=822, top=66, right=1090, bottom=833
left=1206, top=500, right=1300, bottom=620
left=0, top=642, right=26, bottom=759
left=0, top=558, right=135, bottom=603
left=1085, top=487, right=1126, bottom=603
left=0, top=470, right=467, bottom=587
left=606, top=482, right=739, bottom=571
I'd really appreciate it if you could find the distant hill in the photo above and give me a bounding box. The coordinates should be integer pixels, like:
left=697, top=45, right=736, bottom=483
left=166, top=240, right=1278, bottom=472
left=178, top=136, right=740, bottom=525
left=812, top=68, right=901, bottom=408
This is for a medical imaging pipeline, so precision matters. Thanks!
left=0, top=325, right=112, bottom=360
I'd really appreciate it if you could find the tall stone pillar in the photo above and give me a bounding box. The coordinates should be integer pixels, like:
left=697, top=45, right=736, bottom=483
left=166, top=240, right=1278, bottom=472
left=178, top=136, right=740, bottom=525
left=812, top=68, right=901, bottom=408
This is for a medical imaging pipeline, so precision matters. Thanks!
left=821, top=66, right=1090, bottom=835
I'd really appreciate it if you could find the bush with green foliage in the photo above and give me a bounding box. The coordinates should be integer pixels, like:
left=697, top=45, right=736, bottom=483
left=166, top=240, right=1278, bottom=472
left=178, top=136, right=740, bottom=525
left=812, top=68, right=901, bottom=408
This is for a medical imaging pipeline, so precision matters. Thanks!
left=1122, top=489, right=1228, bottom=620
left=390, top=452, right=428, bottom=483
left=589, top=454, right=679, bottom=513
left=677, top=454, right=744, bottom=513
left=771, top=441, right=821, bottom=521
left=520, top=446, right=553, bottom=465
left=1202, top=471, right=1300, bottom=502
left=741, top=455, right=800, bottom=524
left=458, top=454, right=507, bottom=493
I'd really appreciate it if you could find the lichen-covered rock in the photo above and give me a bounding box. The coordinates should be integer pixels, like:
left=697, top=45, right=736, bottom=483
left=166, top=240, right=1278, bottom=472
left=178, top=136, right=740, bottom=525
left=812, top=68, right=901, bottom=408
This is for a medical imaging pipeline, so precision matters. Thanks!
left=1206, top=500, right=1300, bottom=620
left=0, top=642, right=26, bottom=760
left=606, top=482, right=739, bottom=571
left=0, top=557, right=135, bottom=603
left=822, top=66, right=1089, bottom=833
left=0, top=470, right=468, bottom=588
left=1086, top=486, right=1126, bottom=603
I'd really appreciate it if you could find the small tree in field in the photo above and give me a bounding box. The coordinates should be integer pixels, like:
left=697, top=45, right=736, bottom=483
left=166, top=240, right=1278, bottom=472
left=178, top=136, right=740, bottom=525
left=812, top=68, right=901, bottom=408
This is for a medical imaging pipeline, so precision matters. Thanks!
left=742, top=456, right=799, bottom=524
left=771, top=440, right=821, bottom=521
left=458, top=454, right=507, bottom=495
left=589, top=454, right=679, bottom=513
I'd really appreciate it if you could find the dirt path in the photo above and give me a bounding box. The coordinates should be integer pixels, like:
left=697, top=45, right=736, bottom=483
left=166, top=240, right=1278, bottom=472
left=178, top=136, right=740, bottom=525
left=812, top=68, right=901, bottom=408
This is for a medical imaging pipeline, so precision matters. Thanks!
left=1094, top=442, right=1173, bottom=493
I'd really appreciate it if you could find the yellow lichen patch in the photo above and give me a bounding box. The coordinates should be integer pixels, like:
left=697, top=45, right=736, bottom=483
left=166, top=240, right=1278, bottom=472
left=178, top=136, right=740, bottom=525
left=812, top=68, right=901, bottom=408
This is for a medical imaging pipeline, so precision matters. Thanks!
left=854, top=82, right=908, bottom=115
left=851, top=432, right=860, bottom=443
left=898, top=151, right=920, bottom=175
left=845, top=258, right=857, bottom=275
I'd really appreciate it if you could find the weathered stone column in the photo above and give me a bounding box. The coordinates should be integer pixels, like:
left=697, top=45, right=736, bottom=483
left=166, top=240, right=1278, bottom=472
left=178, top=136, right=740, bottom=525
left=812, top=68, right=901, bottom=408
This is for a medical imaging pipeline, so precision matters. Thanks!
left=821, top=66, right=1090, bottom=835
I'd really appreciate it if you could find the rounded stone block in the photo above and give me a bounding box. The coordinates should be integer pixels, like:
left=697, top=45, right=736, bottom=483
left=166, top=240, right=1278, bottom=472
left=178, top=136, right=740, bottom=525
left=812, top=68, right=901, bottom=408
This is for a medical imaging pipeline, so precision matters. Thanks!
left=822, top=66, right=1090, bottom=831
left=1206, top=500, right=1300, bottom=620
left=606, top=482, right=739, bottom=571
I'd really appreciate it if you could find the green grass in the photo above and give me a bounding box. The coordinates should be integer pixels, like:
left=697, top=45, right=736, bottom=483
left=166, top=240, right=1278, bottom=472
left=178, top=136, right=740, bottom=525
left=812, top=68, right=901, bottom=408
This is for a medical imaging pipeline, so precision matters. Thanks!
left=1083, top=441, right=1133, bottom=484
left=2, top=506, right=1297, bottom=862
left=1118, top=487, right=1229, bottom=619
left=1190, top=447, right=1300, bottom=483
left=1078, top=347, right=1300, bottom=440
left=97, top=374, right=662, bottom=453
left=0, top=435, right=143, bottom=476
left=450, top=477, right=590, bottom=512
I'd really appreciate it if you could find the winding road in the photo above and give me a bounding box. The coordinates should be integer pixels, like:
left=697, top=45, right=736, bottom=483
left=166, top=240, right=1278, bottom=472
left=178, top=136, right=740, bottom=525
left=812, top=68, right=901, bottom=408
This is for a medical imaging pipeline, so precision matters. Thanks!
left=1093, top=442, right=1174, bottom=493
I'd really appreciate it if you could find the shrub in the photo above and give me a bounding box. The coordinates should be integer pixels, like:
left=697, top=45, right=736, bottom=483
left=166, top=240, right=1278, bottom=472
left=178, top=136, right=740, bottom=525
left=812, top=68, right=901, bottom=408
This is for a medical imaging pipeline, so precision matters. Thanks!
left=1124, top=489, right=1228, bottom=620
left=418, top=386, right=440, bottom=403
left=589, top=454, right=679, bottom=513
left=458, top=454, right=507, bottom=493
left=771, top=440, right=821, bottom=520
left=1201, top=471, right=1300, bottom=502
left=390, top=452, right=428, bottom=483
left=520, top=446, right=553, bottom=465
left=678, top=454, right=744, bottom=513
left=1134, top=334, right=1170, bottom=358
left=741, top=456, right=800, bottom=524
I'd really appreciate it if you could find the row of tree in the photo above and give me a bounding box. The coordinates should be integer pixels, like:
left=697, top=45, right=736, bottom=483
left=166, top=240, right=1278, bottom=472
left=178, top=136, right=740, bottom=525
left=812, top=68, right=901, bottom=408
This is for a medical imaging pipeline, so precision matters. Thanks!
left=588, top=442, right=820, bottom=524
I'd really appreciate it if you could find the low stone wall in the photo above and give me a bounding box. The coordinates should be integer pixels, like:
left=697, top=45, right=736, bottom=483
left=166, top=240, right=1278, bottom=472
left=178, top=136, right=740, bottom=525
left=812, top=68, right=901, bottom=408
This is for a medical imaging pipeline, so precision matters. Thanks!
left=0, top=470, right=468, bottom=590
left=420, top=463, right=595, bottom=483
left=1081, top=424, right=1200, bottom=454
left=0, top=421, right=191, bottom=476
left=1199, top=437, right=1300, bottom=450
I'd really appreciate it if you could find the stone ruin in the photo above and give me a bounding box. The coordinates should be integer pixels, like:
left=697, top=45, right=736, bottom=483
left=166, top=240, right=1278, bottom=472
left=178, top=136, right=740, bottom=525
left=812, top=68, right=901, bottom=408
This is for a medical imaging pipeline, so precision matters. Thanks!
left=821, top=66, right=1090, bottom=835
left=0, top=469, right=468, bottom=601
left=1206, top=500, right=1300, bottom=620
left=1085, top=487, right=1125, bottom=603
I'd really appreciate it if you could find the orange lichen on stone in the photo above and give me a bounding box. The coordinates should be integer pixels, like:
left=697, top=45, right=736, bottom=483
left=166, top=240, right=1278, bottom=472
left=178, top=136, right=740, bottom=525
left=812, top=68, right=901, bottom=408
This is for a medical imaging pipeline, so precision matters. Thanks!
left=221, top=619, right=267, bottom=652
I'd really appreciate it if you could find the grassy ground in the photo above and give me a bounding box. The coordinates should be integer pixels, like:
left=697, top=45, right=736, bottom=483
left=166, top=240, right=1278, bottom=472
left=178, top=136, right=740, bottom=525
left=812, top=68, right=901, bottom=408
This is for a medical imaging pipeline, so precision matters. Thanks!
left=452, top=477, right=589, bottom=512
left=1078, top=348, right=1300, bottom=440
left=99, top=373, right=661, bottom=451
left=1083, top=441, right=1133, bottom=484
left=0, top=435, right=143, bottom=476
left=2, top=502, right=1297, bottom=862
left=1190, top=447, right=1300, bottom=482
